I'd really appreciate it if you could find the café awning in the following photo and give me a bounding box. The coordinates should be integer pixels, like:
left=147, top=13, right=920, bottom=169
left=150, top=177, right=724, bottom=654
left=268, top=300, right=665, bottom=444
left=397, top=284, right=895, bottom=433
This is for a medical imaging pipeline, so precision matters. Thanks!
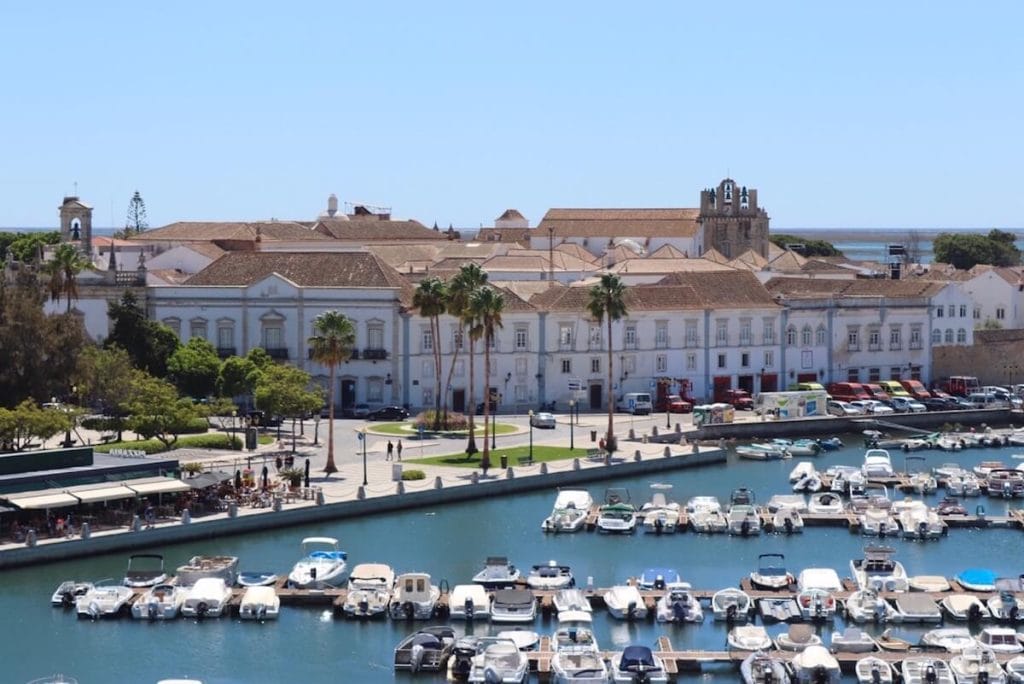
left=4, top=488, right=80, bottom=510
left=184, top=471, right=234, bottom=490
left=66, top=483, right=137, bottom=504
left=126, top=477, right=192, bottom=496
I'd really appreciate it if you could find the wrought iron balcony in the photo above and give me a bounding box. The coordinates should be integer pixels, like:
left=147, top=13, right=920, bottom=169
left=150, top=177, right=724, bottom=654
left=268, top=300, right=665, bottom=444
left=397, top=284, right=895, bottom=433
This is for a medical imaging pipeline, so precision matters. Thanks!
left=264, top=347, right=289, bottom=360
left=216, top=346, right=237, bottom=359
left=362, top=348, right=388, bottom=360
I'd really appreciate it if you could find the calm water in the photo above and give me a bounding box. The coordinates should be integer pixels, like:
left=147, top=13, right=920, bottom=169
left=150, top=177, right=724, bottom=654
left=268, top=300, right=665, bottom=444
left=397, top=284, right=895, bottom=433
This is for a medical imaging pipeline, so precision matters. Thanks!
left=10, top=437, right=1024, bottom=683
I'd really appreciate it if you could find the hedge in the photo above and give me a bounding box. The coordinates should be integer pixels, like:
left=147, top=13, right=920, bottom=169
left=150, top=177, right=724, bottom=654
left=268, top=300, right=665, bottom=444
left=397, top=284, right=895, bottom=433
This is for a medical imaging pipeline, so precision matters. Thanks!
left=400, top=469, right=426, bottom=481
left=93, top=433, right=241, bottom=454
left=82, top=416, right=210, bottom=434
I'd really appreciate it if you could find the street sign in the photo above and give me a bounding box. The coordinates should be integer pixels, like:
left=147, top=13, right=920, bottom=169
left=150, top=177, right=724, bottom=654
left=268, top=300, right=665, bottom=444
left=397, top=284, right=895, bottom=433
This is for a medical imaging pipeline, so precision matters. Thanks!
left=357, top=431, right=364, bottom=442
left=568, top=378, right=583, bottom=391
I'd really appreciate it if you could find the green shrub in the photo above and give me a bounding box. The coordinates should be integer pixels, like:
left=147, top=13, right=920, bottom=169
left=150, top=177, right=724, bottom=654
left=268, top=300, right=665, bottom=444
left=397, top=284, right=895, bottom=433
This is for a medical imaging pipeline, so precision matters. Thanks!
left=401, top=469, right=426, bottom=481
left=413, top=410, right=469, bottom=432
left=93, top=433, right=241, bottom=454
left=83, top=416, right=208, bottom=434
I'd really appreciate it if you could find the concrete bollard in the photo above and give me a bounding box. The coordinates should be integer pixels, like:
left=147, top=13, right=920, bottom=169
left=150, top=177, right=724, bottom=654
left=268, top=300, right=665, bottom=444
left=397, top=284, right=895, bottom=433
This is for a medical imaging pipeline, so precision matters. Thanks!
left=181, top=509, right=191, bottom=525
left=228, top=502, right=238, bottom=518
left=652, top=426, right=659, bottom=437
left=131, top=515, right=142, bottom=532
left=628, top=428, right=635, bottom=440
left=80, top=522, right=91, bottom=539
left=540, top=462, right=548, bottom=475
left=604, top=453, right=611, bottom=466
left=664, top=446, right=671, bottom=458
left=272, top=497, right=282, bottom=512
left=316, top=488, right=325, bottom=505
left=634, top=450, right=642, bottom=462
left=506, top=467, right=515, bottom=479
left=572, top=458, right=581, bottom=471
left=357, top=486, right=366, bottom=500
left=396, top=481, right=405, bottom=494
left=25, top=529, right=37, bottom=547
left=692, top=442, right=700, bottom=453
left=434, top=476, right=443, bottom=490
left=675, top=423, right=681, bottom=433
left=471, top=472, right=479, bottom=484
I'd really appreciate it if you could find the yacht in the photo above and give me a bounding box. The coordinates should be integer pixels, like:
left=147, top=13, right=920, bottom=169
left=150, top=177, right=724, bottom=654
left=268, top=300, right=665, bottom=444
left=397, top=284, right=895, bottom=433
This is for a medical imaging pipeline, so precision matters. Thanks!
left=845, top=589, right=898, bottom=623
left=978, top=627, right=1024, bottom=653
left=728, top=625, right=773, bottom=651
left=525, top=561, right=574, bottom=590
left=900, top=657, right=955, bottom=684
left=51, top=580, right=94, bottom=608
left=75, top=584, right=134, bottom=619
left=854, top=656, right=895, bottom=683
left=180, top=577, right=233, bottom=618
left=122, top=554, right=168, bottom=588
left=388, top=572, right=441, bottom=620
left=131, top=583, right=186, bottom=620
left=287, top=537, right=348, bottom=589
left=472, top=557, right=521, bottom=588
left=655, top=582, right=702, bottom=623
left=609, top=646, right=669, bottom=683
left=831, top=627, right=877, bottom=653
left=603, top=585, right=647, bottom=621
left=740, top=650, right=788, bottom=684
left=796, top=588, right=836, bottom=620
left=175, top=555, right=239, bottom=587
left=490, top=589, right=536, bottom=624
left=808, top=492, right=844, bottom=515
left=687, top=496, right=728, bottom=533
left=850, top=546, right=909, bottom=592
left=862, top=449, right=896, bottom=479
left=772, top=507, right=804, bottom=533
left=949, top=646, right=1008, bottom=683
left=238, top=586, right=280, bottom=621
left=941, top=593, right=990, bottom=621
left=342, top=563, right=395, bottom=619
left=393, top=626, right=456, bottom=673
left=465, top=637, right=529, bottom=683
left=775, top=624, right=823, bottom=651
left=712, top=587, right=752, bottom=622
left=448, top=584, right=490, bottom=621
left=789, top=645, right=841, bottom=683
left=639, top=484, right=681, bottom=534
left=920, top=627, right=977, bottom=652
left=541, top=490, right=594, bottom=533
left=750, top=554, right=794, bottom=590
left=596, top=489, right=637, bottom=534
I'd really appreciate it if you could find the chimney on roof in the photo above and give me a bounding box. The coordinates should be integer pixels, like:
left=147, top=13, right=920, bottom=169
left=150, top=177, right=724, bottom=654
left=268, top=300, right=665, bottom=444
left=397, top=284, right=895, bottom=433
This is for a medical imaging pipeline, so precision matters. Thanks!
left=327, top=194, right=338, bottom=217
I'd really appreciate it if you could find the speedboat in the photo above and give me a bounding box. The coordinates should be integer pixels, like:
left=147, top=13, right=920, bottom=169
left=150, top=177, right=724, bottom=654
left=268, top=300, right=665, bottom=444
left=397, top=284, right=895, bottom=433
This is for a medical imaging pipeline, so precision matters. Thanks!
left=343, top=563, right=395, bottom=619
left=975, top=460, right=1007, bottom=478
left=908, top=471, right=938, bottom=494
left=949, top=646, right=1008, bottom=683
left=609, top=646, right=669, bottom=683
left=122, top=554, right=168, bottom=588
left=767, top=494, right=808, bottom=513
left=989, top=589, right=1024, bottom=622
left=855, top=656, right=895, bottom=683
left=818, top=437, right=844, bottom=451
left=131, top=583, right=185, bottom=620
left=851, top=546, right=909, bottom=592
left=472, top=556, right=521, bottom=588
left=596, top=489, right=637, bottom=534
left=942, top=594, right=990, bottom=621
left=758, top=597, right=800, bottom=623
left=792, top=471, right=823, bottom=493
left=712, top=587, right=752, bottom=622
left=901, top=657, right=955, bottom=684
left=845, top=589, right=898, bottom=623
left=180, top=577, right=233, bottom=618
left=740, top=650, right=788, bottom=684
left=287, top=537, right=348, bottom=588
left=541, top=490, right=593, bottom=533
left=1007, top=656, right=1024, bottom=683
left=829, top=465, right=865, bottom=494
left=448, top=584, right=490, bottom=621
left=789, top=645, right=840, bottom=683
left=921, top=627, right=977, bottom=652
left=935, top=463, right=968, bottom=479
left=552, top=623, right=599, bottom=652
left=687, top=496, right=728, bottom=533
left=51, top=580, right=94, bottom=608
left=933, top=435, right=964, bottom=451
left=959, top=568, right=999, bottom=592
left=238, top=586, right=279, bottom=621
left=736, top=443, right=790, bottom=460
left=490, top=589, right=536, bottom=624
left=977, top=627, right=1023, bottom=653
left=808, top=492, right=843, bottom=515
left=175, top=555, right=239, bottom=587
left=988, top=469, right=1024, bottom=498
left=775, top=624, right=823, bottom=651
left=526, top=561, right=574, bottom=590
left=908, top=575, right=951, bottom=593
left=790, top=461, right=817, bottom=483
left=237, top=571, right=278, bottom=587
left=640, top=483, right=680, bottom=534
left=750, top=554, right=794, bottom=590
left=776, top=439, right=821, bottom=457
left=894, top=500, right=944, bottom=540
left=894, top=594, right=942, bottom=623
left=860, top=506, right=898, bottom=538
left=603, top=585, right=647, bottom=621
left=76, top=584, right=133, bottom=619
left=831, top=626, right=877, bottom=653
left=553, top=589, right=593, bottom=620
left=388, top=572, right=441, bottom=620
left=551, top=648, right=609, bottom=684
left=936, top=497, right=968, bottom=515
left=464, top=637, right=529, bottom=683
left=727, top=504, right=761, bottom=536
left=728, top=625, right=772, bottom=651
left=393, top=625, right=455, bottom=673
left=638, top=567, right=681, bottom=590
left=655, top=582, right=703, bottom=622
left=772, top=507, right=804, bottom=533
left=862, top=449, right=896, bottom=479
left=948, top=472, right=983, bottom=497
left=496, top=629, right=539, bottom=653
left=797, top=588, right=836, bottom=621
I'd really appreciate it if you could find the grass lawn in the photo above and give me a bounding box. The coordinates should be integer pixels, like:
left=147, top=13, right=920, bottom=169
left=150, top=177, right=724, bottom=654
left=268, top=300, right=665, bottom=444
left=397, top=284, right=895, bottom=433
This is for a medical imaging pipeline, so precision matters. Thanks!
left=369, top=422, right=518, bottom=437
left=407, top=445, right=588, bottom=468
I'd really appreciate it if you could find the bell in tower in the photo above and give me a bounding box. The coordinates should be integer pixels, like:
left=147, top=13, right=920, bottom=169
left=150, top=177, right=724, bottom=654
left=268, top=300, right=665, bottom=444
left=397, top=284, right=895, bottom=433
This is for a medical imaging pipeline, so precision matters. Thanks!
left=59, top=195, right=94, bottom=256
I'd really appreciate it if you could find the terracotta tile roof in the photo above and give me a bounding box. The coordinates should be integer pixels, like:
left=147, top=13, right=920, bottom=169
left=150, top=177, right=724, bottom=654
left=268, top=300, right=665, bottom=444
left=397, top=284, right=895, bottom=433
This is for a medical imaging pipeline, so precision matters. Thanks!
left=180, top=242, right=227, bottom=260
left=537, top=207, right=700, bottom=238
left=554, top=242, right=601, bottom=263
left=767, top=249, right=807, bottom=271
left=649, top=244, right=689, bottom=259
left=728, top=249, right=769, bottom=270
left=92, top=236, right=141, bottom=248
left=497, top=209, right=526, bottom=221
left=701, top=248, right=730, bottom=264
left=765, top=277, right=947, bottom=299
left=313, top=218, right=446, bottom=241
left=606, top=245, right=643, bottom=262
left=146, top=268, right=193, bottom=285
left=609, top=258, right=736, bottom=275
left=481, top=249, right=600, bottom=274
left=474, top=227, right=531, bottom=244
left=137, top=221, right=329, bottom=242
left=364, top=244, right=443, bottom=268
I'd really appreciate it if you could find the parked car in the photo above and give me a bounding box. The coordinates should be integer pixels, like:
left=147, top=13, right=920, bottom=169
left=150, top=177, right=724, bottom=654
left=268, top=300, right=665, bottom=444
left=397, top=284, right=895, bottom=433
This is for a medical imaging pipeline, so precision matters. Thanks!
left=890, top=396, right=926, bottom=413
left=247, top=410, right=282, bottom=427
left=530, top=411, right=556, bottom=429
left=719, top=389, right=754, bottom=410
left=659, top=394, right=694, bottom=414
left=827, top=400, right=862, bottom=417
left=923, top=397, right=957, bottom=411
left=850, top=400, right=894, bottom=415
left=948, top=396, right=975, bottom=410
left=368, top=406, right=409, bottom=421
left=352, top=403, right=371, bottom=418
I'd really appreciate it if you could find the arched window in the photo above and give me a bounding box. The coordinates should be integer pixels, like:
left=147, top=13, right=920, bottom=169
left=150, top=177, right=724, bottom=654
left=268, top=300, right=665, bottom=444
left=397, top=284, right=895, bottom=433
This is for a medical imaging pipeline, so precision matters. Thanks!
left=801, top=326, right=812, bottom=346
left=786, top=326, right=797, bottom=346
left=816, top=326, right=827, bottom=345
left=944, top=328, right=954, bottom=344
left=931, top=328, right=942, bottom=344
left=956, top=328, right=967, bottom=343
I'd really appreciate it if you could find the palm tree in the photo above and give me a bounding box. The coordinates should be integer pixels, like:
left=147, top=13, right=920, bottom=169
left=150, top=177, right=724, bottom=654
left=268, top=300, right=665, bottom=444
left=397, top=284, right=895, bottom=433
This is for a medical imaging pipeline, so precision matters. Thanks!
left=46, top=243, right=89, bottom=314
left=446, top=264, right=488, bottom=454
left=413, top=278, right=447, bottom=429
left=468, top=285, right=504, bottom=471
left=587, top=273, right=628, bottom=452
left=308, top=311, right=356, bottom=474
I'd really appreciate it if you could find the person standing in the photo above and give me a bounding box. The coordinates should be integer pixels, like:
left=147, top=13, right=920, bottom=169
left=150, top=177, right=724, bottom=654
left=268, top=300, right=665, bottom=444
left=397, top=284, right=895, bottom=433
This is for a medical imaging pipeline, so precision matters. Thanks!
left=396, top=439, right=403, bottom=461
left=386, top=440, right=394, bottom=461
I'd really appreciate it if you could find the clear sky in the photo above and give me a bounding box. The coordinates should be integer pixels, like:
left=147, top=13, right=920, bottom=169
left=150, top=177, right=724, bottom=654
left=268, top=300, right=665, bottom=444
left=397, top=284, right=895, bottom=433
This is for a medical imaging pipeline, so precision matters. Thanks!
left=2, top=2, right=1022, bottom=230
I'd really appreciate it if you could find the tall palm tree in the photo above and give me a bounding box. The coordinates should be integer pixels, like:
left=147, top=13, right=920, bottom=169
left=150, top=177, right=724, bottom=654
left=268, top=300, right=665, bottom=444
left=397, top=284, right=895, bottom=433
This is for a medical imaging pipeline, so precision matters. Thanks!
left=46, top=243, right=89, bottom=314
left=413, top=278, right=447, bottom=429
left=447, top=264, right=488, bottom=454
left=308, top=311, right=356, bottom=474
left=587, top=273, right=628, bottom=452
left=468, top=285, right=504, bottom=471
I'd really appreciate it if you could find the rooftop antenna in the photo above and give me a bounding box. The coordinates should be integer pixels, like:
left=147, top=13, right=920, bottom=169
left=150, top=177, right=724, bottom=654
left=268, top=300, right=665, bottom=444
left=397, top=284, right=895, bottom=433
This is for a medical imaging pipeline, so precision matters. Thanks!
left=73, top=181, right=78, bottom=196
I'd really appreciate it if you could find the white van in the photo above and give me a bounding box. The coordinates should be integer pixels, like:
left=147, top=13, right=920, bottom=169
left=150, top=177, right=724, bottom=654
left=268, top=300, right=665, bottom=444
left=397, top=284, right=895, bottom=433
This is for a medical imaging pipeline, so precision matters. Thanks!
left=617, top=392, right=653, bottom=415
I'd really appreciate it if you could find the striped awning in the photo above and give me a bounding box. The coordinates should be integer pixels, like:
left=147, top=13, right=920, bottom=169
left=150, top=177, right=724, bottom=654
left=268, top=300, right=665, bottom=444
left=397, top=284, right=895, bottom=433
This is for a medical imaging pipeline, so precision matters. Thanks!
left=126, top=477, right=191, bottom=496
left=4, top=489, right=80, bottom=510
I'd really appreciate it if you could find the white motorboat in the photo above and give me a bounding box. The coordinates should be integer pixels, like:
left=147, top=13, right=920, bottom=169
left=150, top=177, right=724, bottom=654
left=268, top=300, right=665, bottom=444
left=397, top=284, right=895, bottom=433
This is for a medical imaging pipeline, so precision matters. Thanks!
left=553, top=589, right=593, bottom=619
left=920, top=627, right=977, bottom=652
left=609, top=646, right=669, bottom=683
left=76, top=584, right=133, bottom=619
left=541, top=490, right=593, bottom=533
left=131, top=583, right=185, bottom=620
left=736, top=443, right=790, bottom=460
left=750, top=553, right=794, bottom=590
left=640, top=483, right=681, bottom=534
left=727, top=504, right=761, bottom=536
left=850, top=546, right=909, bottom=592
left=388, top=572, right=441, bottom=620
left=808, top=492, right=843, bottom=515
left=949, top=646, right=1008, bottom=683
left=797, top=588, right=837, bottom=620
left=845, top=589, right=898, bottom=623
left=122, top=553, right=168, bottom=588
left=472, top=556, right=521, bottom=588
left=775, top=624, right=823, bottom=651
left=237, top=571, right=278, bottom=587
left=975, top=460, right=1007, bottom=478
left=860, top=506, right=898, bottom=538
left=550, top=649, right=609, bottom=684
left=712, top=587, right=752, bottom=622
left=287, top=537, right=348, bottom=589
left=596, top=489, right=637, bottom=534
left=526, top=561, right=574, bottom=590
left=175, top=555, right=239, bottom=587
left=935, top=463, right=968, bottom=479
left=728, top=625, right=773, bottom=651
left=948, top=472, right=983, bottom=496
left=490, top=589, right=537, bottom=624
left=496, top=629, right=539, bottom=653
left=758, top=597, right=801, bottom=623
left=790, top=461, right=816, bottom=483
left=789, top=645, right=841, bottom=683
left=933, top=434, right=964, bottom=451
left=942, top=594, right=990, bottom=621
left=855, top=656, right=895, bottom=683
left=776, top=439, right=821, bottom=457
left=797, top=568, right=843, bottom=593
left=603, top=585, right=647, bottom=621
left=180, top=577, right=233, bottom=618
left=772, top=507, right=804, bottom=533
left=687, top=495, right=729, bottom=533
left=894, top=500, right=944, bottom=540
left=740, top=650, right=789, bottom=684
left=831, top=626, right=877, bottom=653
left=977, top=627, right=1024, bottom=653
left=552, top=623, right=599, bottom=652
left=988, top=469, right=1024, bottom=498
left=465, top=637, right=530, bottom=683
left=238, top=586, right=280, bottom=621
left=792, top=472, right=823, bottom=493
left=988, top=588, right=1024, bottom=622
left=637, top=567, right=681, bottom=590
left=449, top=584, right=490, bottom=621
left=393, top=626, right=455, bottom=673
left=908, top=575, right=951, bottom=593
left=894, top=594, right=942, bottom=623
left=343, top=563, right=395, bottom=619
left=900, top=657, right=955, bottom=684
left=1006, top=655, right=1024, bottom=683
left=767, top=494, right=808, bottom=513
left=862, top=449, right=896, bottom=479
left=51, top=580, right=94, bottom=608
left=655, top=582, right=703, bottom=622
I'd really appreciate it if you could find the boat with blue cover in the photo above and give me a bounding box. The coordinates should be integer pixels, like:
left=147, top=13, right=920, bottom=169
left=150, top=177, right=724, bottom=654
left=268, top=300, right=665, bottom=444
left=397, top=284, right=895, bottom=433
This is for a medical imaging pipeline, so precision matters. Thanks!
left=957, top=568, right=998, bottom=592
left=287, top=537, right=348, bottom=588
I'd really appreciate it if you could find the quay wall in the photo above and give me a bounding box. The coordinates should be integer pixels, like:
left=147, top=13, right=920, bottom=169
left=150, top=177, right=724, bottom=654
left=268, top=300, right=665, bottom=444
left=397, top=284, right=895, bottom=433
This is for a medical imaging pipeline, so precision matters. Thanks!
left=0, top=449, right=725, bottom=570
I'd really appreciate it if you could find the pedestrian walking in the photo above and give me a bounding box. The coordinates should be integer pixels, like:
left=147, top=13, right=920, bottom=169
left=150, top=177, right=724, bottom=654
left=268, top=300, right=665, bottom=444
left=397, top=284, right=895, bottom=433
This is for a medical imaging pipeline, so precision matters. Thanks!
left=396, top=439, right=403, bottom=461
left=386, top=440, right=394, bottom=461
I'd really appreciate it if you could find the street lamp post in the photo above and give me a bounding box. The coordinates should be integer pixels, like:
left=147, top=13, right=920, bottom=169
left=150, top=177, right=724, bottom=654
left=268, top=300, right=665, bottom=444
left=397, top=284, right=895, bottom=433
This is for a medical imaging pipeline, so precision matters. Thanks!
left=358, top=429, right=368, bottom=486
left=574, top=398, right=579, bottom=427
left=491, top=405, right=497, bottom=449
left=568, top=399, right=575, bottom=450
left=528, top=409, right=534, bottom=462
left=666, top=400, right=671, bottom=428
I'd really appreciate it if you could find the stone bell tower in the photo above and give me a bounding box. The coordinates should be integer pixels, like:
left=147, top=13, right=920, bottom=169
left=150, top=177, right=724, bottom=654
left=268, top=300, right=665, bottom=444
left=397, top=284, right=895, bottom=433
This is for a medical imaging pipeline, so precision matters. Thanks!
left=59, top=196, right=93, bottom=256
left=698, top=178, right=770, bottom=259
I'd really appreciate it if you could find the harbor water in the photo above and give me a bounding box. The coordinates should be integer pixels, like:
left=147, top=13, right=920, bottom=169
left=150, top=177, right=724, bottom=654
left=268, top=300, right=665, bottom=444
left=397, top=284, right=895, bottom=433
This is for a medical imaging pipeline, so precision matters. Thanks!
left=9, top=436, right=1024, bottom=683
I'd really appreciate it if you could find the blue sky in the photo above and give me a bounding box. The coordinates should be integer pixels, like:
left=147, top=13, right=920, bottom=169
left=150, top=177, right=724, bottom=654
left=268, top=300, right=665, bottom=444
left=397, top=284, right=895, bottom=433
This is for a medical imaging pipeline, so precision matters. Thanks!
left=1, top=2, right=1021, bottom=229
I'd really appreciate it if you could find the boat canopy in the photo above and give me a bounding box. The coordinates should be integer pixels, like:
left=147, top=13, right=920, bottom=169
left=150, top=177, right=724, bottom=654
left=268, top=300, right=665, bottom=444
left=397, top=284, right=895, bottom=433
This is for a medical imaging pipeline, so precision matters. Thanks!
left=619, top=646, right=658, bottom=671
left=958, top=568, right=997, bottom=586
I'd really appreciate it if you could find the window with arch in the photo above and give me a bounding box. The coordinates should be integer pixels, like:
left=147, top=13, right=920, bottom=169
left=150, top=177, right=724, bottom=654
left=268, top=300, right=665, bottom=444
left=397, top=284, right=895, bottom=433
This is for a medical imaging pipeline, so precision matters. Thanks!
left=944, top=328, right=954, bottom=343
left=786, top=326, right=797, bottom=346
left=801, top=326, right=812, bottom=346
left=816, top=326, right=827, bottom=346
left=931, top=328, right=942, bottom=344
left=956, top=328, right=967, bottom=343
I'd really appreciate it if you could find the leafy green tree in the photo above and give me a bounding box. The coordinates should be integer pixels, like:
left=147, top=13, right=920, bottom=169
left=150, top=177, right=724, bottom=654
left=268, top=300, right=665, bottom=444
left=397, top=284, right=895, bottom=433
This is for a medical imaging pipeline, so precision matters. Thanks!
left=769, top=233, right=843, bottom=257
left=0, top=400, right=72, bottom=451
left=468, top=285, right=504, bottom=471
left=73, top=346, right=137, bottom=440
left=308, top=311, right=356, bottom=474
left=167, top=337, right=222, bottom=398
left=413, top=277, right=447, bottom=429
left=45, top=243, right=90, bottom=313
left=126, top=372, right=202, bottom=449
left=587, top=273, right=628, bottom=453
left=0, top=231, right=61, bottom=263
left=254, top=364, right=322, bottom=452
left=448, top=263, right=488, bottom=453
left=218, top=355, right=260, bottom=398
left=106, top=291, right=180, bottom=376
left=934, top=230, right=1022, bottom=269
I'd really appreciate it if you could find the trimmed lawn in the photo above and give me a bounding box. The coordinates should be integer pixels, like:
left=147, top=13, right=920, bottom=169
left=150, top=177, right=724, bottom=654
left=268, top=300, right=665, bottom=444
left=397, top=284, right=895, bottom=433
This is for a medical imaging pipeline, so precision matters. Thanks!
left=369, top=422, right=518, bottom=437
left=407, top=445, right=587, bottom=468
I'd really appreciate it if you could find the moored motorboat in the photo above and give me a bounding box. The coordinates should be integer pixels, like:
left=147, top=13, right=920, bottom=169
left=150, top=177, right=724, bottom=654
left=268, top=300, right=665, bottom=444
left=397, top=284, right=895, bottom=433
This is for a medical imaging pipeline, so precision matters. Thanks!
left=862, top=449, right=895, bottom=479
left=942, top=593, right=990, bottom=621
left=776, top=439, right=821, bottom=457
left=287, top=537, right=348, bottom=589
left=959, top=568, right=999, bottom=592
left=920, top=627, right=976, bottom=652
left=727, top=504, right=761, bottom=536
left=988, top=589, right=1024, bottom=622
left=448, top=584, right=490, bottom=621
left=772, top=507, right=804, bottom=533
left=859, top=506, right=898, bottom=538
left=238, top=586, right=280, bottom=621
left=122, top=554, right=168, bottom=588
left=845, top=589, right=898, bottom=623
left=792, top=471, right=823, bottom=493
left=908, top=575, right=951, bottom=592
left=808, top=492, right=843, bottom=515
left=740, top=650, right=788, bottom=684
left=736, top=443, right=790, bottom=460
left=51, top=580, right=94, bottom=608
left=789, top=461, right=816, bottom=483
left=977, top=626, right=1024, bottom=653
left=757, top=597, right=801, bottom=623
left=789, top=644, right=840, bottom=683
left=894, top=500, right=944, bottom=540
left=797, top=568, right=843, bottom=593
left=388, top=572, right=441, bottom=620
left=603, top=585, right=647, bottom=621
left=180, top=577, right=233, bottom=618
left=237, top=571, right=278, bottom=587
left=75, top=584, right=133, bottom=619
left=936, top=497, right=968, bottom=516
left=797, top=588, right=836, bottom=621
left=343, top=563, right=395, bottom=619
left=900, top=657, right=955, bottom=684
left=550, top=640, right=609, bottom=684
left=175, top=555, right=239, bottom=587
left=975, top=460, right=1007, bottom=478
left=818, top=437, right=843, bottom=451
left=855, top=656, right=895, bottom=683
left=609, top=645, right=669, bottom=683
left=494, top=629, right=540, bottom=652
left=393, top=625, right=455, bottom=673
left=472, top=556, right=521, bottom=589
left=712, top=587, right=752, bottom=622
left=949, top=646, right=1007, bottom=683
left=553, top=588, right=593, bottom=620
left=894, top=594, right=942, bottom=623
left=596, top=488, right=637, bottom=534
left=750, top=553, right=794, bottom=590
left=465, top=637, right=530, bottom=683
left=1006, top=655, right=1024, bottom=683
left=131, top=583, right=185, bottom=620
left=831, top=626, right=877, bottom=653
left=640, top=483, right=681, bottom=534
left=851, top=545, right=909, bottom=592
left=526, top=561, right=574, bottom=590
left=490, top=589, right=537, bottom=624
left=655, top=582, right=703, bottom=623
left=728, top=625, right=773, bottom=651
left=541, top=490, right=594, bottom=533
left=988, top=468, right=1024, bottom=498
left=774, top=624, right=822, bottom=651
left=687, top=496, right=728, bottom=533
left=767, top=494, right=808, bottom=513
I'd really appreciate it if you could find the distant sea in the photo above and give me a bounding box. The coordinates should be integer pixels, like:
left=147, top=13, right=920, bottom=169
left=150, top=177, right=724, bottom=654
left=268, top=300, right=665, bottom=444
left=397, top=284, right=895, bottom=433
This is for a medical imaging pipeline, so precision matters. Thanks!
left=780, top=227, right=1024, bottom=264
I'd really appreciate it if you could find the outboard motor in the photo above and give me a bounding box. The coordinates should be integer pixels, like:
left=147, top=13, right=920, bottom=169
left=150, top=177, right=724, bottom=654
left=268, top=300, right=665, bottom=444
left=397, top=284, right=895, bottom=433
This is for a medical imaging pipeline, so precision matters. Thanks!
left=813, top=665, right=828, bottom=684
left=814, top=598, right=823, bottom=618
left=626, top=600, right=637, bottom=621
left=654, top=517, right=664, bottom=534
left=741, top=519, right=751, bottom=536
left=61, top=591, right=74, bottom=609
left=873, top=601, right=885, bottom=622
left=358, top=599, right=369, bottom=615
left=409, top=643, right=425, bottom=674
left=310, top=566, right=317, bottom=581
left=784, top=516, right=794, bottom=533
left=979, top=672, right=990, bottom=684
left=148, top=601, right=159, bottom=620
left=918, top=521, right=928, bottom=537
left=256, top=603, right=267, bottom=621
left=878, top=522, right=887, bottom=537
left=653, top=575, right=665, bottom=590
left=726, top=604, right=738, bottom=623
left=403, top=601, right=415, bottom=620
left=463, top=597, right=474, bottom=620
left=483, top=665, right=502, bottom=684
left=764, top=666, right=774, bottom=684
left=196, top=601, right=209, bottom=618
left=88, top=600, right=101, bottom=620
left=450, top=637, right=476, bottom=680
left=672, top=601, right=686, bottom=622
left=968, top=602, right=982, bottom=621
left=925, top=664, right=937, bottom=683
left=871, top=666, right=882, bottom=684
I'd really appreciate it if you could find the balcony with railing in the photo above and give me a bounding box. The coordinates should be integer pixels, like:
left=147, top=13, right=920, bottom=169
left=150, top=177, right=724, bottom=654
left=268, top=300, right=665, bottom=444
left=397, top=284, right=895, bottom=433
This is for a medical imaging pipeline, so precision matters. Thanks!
left=264, top=347, right=289, bottom=360
left=216, top=346, right=237, bottom=359
left=362, top=348, right=388, bottom=360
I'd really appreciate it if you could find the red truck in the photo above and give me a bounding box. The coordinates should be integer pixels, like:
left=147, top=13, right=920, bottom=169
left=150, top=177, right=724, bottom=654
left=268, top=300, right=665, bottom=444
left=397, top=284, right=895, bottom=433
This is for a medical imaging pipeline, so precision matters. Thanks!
left=942, top=376, right=980, bottom=397
left=827, top=382, right=871, bottom=403
left=899, top=380, right=931, bottom=401
left=715, top=388, right=754, bottom=410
